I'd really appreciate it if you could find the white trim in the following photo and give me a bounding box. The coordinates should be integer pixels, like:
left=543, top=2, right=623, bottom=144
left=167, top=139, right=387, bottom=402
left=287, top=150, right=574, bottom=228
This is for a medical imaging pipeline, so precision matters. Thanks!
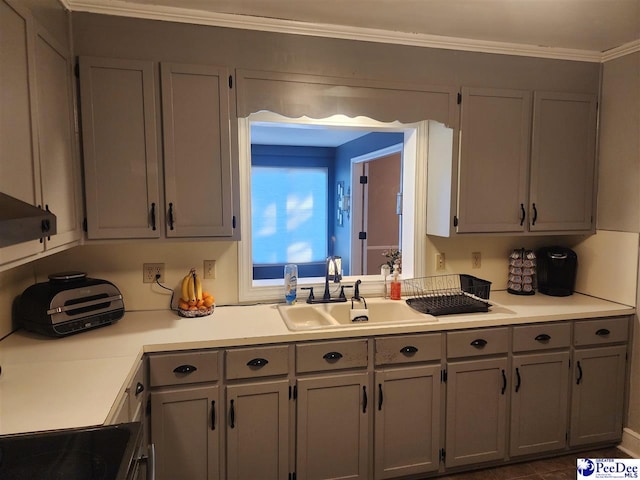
left=351, top=144, right=404, bottom=165
left=602, top=39, right=640, bottom=62
left=620, top=428, right=640, bottom=458
left=67, top=0, right=608, bottom=62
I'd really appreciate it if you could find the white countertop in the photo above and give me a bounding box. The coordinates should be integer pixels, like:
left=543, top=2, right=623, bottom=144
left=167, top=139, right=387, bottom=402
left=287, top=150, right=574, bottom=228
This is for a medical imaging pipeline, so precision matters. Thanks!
left=0, top=291, right=634, bottom=435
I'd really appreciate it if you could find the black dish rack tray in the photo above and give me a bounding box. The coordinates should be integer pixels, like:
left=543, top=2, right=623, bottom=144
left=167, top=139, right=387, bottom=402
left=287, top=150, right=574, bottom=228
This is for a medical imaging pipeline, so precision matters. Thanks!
left=404, top=274, right=492, bottom=316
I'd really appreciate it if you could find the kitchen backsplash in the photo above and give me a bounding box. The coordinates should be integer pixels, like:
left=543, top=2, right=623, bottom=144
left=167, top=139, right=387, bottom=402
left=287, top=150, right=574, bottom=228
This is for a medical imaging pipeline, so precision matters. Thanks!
left=1, top=230, right=637, bottom=339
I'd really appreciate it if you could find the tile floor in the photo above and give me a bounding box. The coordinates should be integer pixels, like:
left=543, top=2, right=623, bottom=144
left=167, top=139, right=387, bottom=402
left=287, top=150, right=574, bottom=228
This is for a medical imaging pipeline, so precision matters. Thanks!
left=437, top=447, right=631, bottom=480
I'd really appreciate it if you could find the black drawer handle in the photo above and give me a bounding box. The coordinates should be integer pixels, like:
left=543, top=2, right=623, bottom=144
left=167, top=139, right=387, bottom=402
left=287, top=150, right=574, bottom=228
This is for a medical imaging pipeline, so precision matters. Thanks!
left=470, top=339, right=487, bottom=348
left=247, top=358, right=269, bottom=368
left=173, top=364, right=197, bottom=374
left=519, top=203, right=526, bottom=226
left=535, top=334, right=551, bottom=342
left=135, top=382, right=144, bottom=396
left=596, top=328, right=610, bottom=336
left=501, top=369, right=507, bottom=395
left=515, top=367, right=521, bottom=393
left=323, top=351, right=343, bottom=361
left=400, top=346, right=418, bottom=355
left=230, top=399, right=235, bottom=428
left=211, top=400, right=216, bottom=431
left=378, top=383, right=383, bottom=411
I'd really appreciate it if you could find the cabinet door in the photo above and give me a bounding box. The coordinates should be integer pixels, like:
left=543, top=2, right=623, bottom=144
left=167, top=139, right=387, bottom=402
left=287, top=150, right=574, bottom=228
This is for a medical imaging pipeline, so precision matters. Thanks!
left=457, top=87, right=531, bottom=233
left=151, top=385, right=220, bottom=480
left=79, top=56, right=160, bottom=239
left=445, top=357, right=508, bottom=468
left=34, top=25, right=81, bottom=249
left=161, top=63, right=234, bottom=237
left=570, top=345, right=626, bottom=446
left=529, top=92, right=597, bottom=232
left=226, top=380, right=290, bottom=480
left=510, top=352, right=569, bottom=457
left=0, top=0, right=43, bottom=265
left=374, top=365, right=441, bottom=479
left=296, top=373, right=369, bottom=480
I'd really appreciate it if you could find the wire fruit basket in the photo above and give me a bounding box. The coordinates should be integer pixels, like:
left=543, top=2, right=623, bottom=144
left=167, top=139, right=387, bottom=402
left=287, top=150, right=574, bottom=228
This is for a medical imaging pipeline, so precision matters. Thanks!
left=404, top=274, right=491, bottom=316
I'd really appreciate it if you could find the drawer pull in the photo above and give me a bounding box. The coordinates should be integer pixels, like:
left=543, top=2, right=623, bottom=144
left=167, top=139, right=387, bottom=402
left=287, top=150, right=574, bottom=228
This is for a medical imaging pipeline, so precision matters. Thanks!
left=400, top=346, right=418, bottom=355
left=515, top=367, right=521, bottom=393
left=535, top=334, right=551, bottom=342
left=501, top=369, right=507, bottom=395
left=323, top=351, right=343, bottom=361
left=247, top=358, right=269, bottom=368
left=135, top=382, right=145, bottom=396
left=378, top=383, right=384, bottom=410
left=470, top=339, right=488, bottom=348
left=173, top=364, right=197, bottom=374
left=211, top=400, right=216, bottom=430
left=596, top=328, right=610, bottom=336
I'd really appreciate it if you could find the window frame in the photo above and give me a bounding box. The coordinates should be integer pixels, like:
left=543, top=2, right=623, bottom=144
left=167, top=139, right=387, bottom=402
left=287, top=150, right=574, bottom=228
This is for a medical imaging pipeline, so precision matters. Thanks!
left=238, top=112, right=430, bottom=303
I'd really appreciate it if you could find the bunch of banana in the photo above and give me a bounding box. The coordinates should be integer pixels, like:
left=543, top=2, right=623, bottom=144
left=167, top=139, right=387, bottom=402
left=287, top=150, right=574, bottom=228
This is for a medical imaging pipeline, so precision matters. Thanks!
left=178, top=268, right=215, bottom=311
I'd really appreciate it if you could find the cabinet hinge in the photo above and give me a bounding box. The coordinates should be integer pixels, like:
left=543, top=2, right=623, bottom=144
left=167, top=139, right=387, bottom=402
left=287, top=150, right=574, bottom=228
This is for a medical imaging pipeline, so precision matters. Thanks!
left=439, top=447, right=446, bottom=462
left=453, top=216, right=458, bottom=227
left=441, top=369, right=447, bottom=383
left=232, top=215, right=236, bottom=229
left=228, top=75, right=233, bottom=88
left=82, top=218, right=88, bottom=232
left=359, top=175, right=368, bottom=184
left=457, top=92, right=462, bottom=104
left=358, top=231, right=367, bottom=240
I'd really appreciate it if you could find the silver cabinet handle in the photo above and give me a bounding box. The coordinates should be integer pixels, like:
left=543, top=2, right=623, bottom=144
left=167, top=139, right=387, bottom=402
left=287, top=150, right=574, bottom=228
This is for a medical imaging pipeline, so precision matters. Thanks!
left=147, top=443, right=156, bottom=480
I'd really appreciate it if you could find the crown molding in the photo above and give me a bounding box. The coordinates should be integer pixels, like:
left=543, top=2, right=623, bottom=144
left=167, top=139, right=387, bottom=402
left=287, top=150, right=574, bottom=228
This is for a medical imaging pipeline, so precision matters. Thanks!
left=66, top=0, right=634, bottom=63
left=601, top=39, right=640, bottom=62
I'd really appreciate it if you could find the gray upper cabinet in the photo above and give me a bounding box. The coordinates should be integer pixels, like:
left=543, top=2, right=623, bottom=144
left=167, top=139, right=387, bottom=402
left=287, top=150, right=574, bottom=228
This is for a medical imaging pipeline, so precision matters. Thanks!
left=529, top=92, right=597, bottom=232
left=1, top=0, right=80, bottom=269
left=79, top=56, right=161, bottom=239
left=456, top=87, right=532, bottom=233
left=161, top=63, right=234, bottom=237
left=428, top=87, right=597, bottom=236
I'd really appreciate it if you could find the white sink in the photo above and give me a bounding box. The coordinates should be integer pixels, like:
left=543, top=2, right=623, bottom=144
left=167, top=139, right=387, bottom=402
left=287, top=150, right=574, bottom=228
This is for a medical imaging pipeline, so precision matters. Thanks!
left=278, top=298, right=437, bottom=331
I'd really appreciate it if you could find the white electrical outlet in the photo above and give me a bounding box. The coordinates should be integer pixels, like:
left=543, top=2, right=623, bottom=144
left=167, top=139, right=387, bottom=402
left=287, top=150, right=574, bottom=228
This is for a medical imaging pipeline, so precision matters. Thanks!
left=143, top=263, right=165, bottom=283
left=436, top=253, right=446, bottom=271
left=204, top=260, right=216, bottom=279
left=472, top=252, right=481, bottom=269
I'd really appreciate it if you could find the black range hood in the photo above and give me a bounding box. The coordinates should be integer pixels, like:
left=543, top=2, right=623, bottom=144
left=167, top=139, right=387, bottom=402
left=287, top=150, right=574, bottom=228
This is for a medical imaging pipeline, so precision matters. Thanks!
left=0, top=192, right=56, bottom=247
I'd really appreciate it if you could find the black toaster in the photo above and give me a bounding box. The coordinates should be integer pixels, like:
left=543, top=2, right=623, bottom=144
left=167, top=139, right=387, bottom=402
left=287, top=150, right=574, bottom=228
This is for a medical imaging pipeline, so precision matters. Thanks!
left=16, top=271, right=124, bottom=337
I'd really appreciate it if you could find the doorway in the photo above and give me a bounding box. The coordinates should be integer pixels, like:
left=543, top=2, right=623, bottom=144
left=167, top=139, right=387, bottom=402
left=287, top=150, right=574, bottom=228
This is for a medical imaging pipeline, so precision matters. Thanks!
left=351, top=146, right=403, bottom=275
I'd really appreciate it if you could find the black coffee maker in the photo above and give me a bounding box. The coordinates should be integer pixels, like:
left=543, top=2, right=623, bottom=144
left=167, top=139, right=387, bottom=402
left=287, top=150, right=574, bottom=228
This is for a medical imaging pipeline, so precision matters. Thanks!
left=536, top=246, right=577, bottom=296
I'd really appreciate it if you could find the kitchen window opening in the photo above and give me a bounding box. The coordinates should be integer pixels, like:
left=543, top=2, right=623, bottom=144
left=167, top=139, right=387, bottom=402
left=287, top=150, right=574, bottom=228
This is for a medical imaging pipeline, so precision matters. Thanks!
left=238, top=112, right=443, bottom=302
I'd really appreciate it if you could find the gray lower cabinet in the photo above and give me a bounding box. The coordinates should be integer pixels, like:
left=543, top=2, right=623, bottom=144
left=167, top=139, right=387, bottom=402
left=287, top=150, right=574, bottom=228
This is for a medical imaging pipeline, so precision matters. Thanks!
left=296, top=372, right=370, bottom=480
left=374, top=365, right=441, bottom=479
left=510, top=351, right=570, bottom=457
left=570, top=345, right=627, bottom=446
left=151, top=385, right=220, bottom=480
left=445, top=357, right=508, bottom=468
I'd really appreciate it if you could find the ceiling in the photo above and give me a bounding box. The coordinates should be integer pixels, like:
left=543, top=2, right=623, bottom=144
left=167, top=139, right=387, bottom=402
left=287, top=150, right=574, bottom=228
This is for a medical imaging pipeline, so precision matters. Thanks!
left=68, top=0, right=640, bottom=57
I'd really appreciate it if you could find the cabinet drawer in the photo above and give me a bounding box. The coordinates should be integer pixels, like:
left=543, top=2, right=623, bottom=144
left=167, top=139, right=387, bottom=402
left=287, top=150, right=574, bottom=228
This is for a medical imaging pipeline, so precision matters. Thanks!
left=574, top=317, right=629, bottom=346
left=296, top=339, right=368, bottom=373
left=226, top=345, right=289, bottom=380
left=375, top=333, right=441, bottom=365
left=447, top=327, right=509, bottom=358
left=149, top=350, right=219, bottom=387
left=126, top=360, right=145, bottom=421
left=512, top=322, right=570, bottom=352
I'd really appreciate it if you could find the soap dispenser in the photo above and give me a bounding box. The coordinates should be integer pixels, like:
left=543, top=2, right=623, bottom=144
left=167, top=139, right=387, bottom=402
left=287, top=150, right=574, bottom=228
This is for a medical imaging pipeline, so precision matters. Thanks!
left=390, top=264, right=402, bottom=300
